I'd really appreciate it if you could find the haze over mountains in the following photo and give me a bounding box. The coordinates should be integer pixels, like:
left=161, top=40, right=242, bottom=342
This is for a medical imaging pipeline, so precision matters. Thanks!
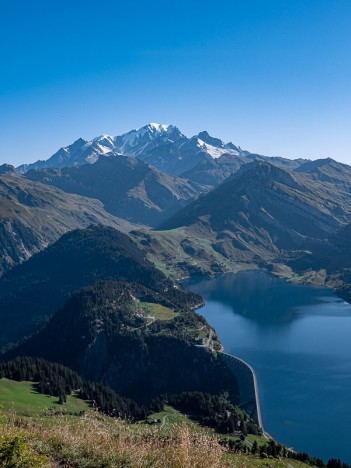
left=17, top=122, right=340, bottom=194
left=17, top=122, right=306, bottom=182
left=2, top=122, right=351, bottom=284
left=0, top=166, right=132, bottom=276
left=25, top=155, right=207, bottom=226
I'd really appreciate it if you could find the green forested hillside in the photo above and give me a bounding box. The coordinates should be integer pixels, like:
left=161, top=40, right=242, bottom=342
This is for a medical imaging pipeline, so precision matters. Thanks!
left=0, top=225, right=201, bottom=345
left=7, top=281, right=234, bottom=404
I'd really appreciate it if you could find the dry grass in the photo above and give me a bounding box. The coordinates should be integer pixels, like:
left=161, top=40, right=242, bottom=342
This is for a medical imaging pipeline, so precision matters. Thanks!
left=1, top=410, right=315, bottom=467
left=1, top=411, right=228, bottom=467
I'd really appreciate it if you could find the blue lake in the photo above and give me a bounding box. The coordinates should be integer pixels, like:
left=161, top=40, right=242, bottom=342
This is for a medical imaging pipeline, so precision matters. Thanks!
left=185, top=270, right=351, bottom=463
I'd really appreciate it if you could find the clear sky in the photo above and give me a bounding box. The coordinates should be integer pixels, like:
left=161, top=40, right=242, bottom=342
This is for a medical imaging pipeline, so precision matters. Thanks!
left=1, top=0, right=351, bottom=166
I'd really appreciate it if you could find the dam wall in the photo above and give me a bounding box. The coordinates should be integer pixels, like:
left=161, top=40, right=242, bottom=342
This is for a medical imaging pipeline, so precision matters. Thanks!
left=219, top=352, right=263, bottom=430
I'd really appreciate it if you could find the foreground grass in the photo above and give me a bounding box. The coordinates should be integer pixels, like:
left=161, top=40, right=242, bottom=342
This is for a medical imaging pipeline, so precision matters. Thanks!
left=1, top=411, right=225, bottom=467
left=0, top=379, right=316, bottom=467
left=0, top=378, right=88, bottom=417
left=0, top=410, right=314, bottom=468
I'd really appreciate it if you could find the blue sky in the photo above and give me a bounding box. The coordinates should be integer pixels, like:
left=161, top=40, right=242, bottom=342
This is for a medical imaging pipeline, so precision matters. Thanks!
left=1, top=0, right=351, bottom=166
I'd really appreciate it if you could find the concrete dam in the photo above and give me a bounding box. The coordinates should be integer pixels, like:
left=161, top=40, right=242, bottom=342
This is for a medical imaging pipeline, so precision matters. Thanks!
left=219, top=352, right=263, bottom=430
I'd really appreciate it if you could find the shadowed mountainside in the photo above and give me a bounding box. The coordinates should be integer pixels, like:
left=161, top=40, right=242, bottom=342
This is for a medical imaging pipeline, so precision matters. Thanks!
left=0, top=225, right=201, bottom=346
left=132, top=161, right=351, bottom=278
left=8, top=280, right=235, bottom=404
left=0, top=168, right=132, bottom=276
left=25, top=156, right=208, bottom=226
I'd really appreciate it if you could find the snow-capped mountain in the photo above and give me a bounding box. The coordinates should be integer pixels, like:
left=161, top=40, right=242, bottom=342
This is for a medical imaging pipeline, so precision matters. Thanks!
left=17, top=123, right=247, bottom=174
left=137, top=129, right=250, bottom=176
left=18, top=136, right=121, bottom=173
left=113, top=123, right=186, bottom=157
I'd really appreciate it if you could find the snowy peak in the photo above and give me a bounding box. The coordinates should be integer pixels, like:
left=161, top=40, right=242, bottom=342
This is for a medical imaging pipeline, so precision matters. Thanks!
left=224, top=142, right=242, bottom=152
left=148, top=123, right=176, bottom=133
left=113, top=123, right=185, bottom=157
left=126, top=123, right=183, bottom=141
left=92, top=134, right=116, bottom=149
left=17, top=123, right=247, bottom=173
left=179, top=134, right=242, bottom=159
left=190, top=131, right=244, bottom=159
left=197, top=131, right=226, bottom=149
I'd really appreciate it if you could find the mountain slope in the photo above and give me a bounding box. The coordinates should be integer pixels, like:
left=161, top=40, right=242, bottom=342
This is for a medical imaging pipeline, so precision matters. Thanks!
left=17, top=137, right=112, bottom=172
left=288, top=222, right=351, bottom=302
left=295, top=157, right=351, bottom=190
left=10, top=281, right=234, bottom=404
left=0, top=171, right=132, bottom=276
left=0, top=225, right=200, bottom=346
left=136, top=162, right=351, bottom=276
left=160, top=161, right=351, bottom=240
left=179, top=153, right=247, bottom=186
left=25, top=156, right=207, bottom=226
left=138, top=131, right=247, bottom=177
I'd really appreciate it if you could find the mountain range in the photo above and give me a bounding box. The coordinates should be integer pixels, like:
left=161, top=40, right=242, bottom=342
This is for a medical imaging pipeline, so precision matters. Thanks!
left=17, top=123, right=246, bottom=175
left=131, top=159, right=350, bottom=278
left=24, top=155, right=207, bottom=226
left=3, top=122, right=351, bottom=284
left=17, top=122, right=304, bottom=182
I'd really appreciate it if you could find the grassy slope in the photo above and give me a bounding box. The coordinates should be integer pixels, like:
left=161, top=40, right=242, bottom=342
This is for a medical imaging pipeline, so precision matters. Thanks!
left=140, top=302, right=179, bottom=321
left=132, top=162, right=351, bottom=283
left=0, top=379, right=314, bottom=468
left=0, top=379, right=315, bottom=467
left=133, top=226, right=250, bottom=279
left=0, top=378, right=88, bottom=416
left=0, top=172, right=133, bottom=277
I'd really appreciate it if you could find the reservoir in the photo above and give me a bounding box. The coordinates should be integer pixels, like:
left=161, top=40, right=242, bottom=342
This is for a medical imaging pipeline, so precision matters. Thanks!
left=185, top=270, right=351, bottom=463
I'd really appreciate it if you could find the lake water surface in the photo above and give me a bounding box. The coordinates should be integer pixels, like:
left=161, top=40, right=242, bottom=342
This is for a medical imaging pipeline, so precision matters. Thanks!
left=185, top=270, right=351, bottom=463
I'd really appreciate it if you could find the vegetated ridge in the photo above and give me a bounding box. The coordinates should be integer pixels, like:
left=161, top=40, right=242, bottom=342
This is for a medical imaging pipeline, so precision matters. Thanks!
left=0, top=225, right=200, bottom=345
left=0, top=166, right=133, bottom=276
left=6, top=281, right=237, bottom=405
left=133, top=161, right=351, bottom=279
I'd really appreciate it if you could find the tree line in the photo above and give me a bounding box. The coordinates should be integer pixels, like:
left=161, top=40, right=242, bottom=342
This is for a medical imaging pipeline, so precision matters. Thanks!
left=0, top=356, right=149, bottom=419
left=166, top=391, right=260, bottom=435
